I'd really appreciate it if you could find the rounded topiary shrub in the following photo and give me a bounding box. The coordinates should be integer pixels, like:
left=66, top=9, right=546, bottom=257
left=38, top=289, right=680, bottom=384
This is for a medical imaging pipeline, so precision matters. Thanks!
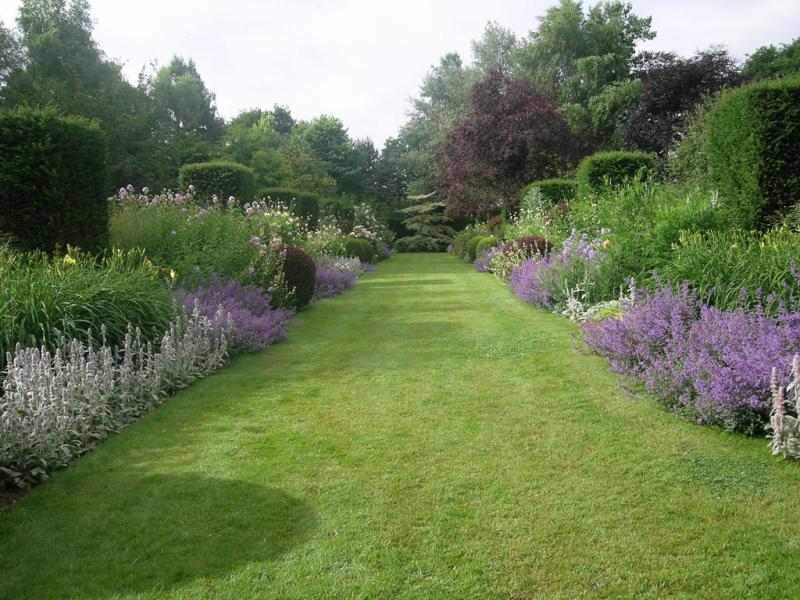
left=261, top=187, right=321, bottom=227
left=345, top=237, right=375, bottom=264
left=179, top=161, right=255, bottom=204
left=467, top=235, right=485, bottom=260
left=576, top=151, right=654, bottom=191
left=504, top=236, right=553, bottom=257
left=0, top=107, right=108, bottom=253
left=279, top=245, right=315, bottom=310
left=475, top=236, right=500, bottom=256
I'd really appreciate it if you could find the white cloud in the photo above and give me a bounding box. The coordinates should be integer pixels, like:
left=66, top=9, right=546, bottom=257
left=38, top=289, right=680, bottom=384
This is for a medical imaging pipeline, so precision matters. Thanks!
left=0, top=0, right=797, bottom=147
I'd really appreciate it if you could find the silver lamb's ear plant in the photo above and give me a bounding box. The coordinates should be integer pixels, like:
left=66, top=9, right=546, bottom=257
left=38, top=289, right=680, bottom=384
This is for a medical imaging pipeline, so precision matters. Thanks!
left=0, top=308, right=232, bottom=488
left=769, top=355, right=800, bottom=459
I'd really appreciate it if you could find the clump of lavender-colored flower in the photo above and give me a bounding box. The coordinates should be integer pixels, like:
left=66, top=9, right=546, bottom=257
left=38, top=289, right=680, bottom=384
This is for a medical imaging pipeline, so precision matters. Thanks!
left=475, top=242, right=505, bottom=273
left=582, top=284, right=800, bottom=434
left=314, top=267, right=356, bottom=301
left=176, top=275, right=293, bottom=353
left=510, top=230, right=605, bottom=311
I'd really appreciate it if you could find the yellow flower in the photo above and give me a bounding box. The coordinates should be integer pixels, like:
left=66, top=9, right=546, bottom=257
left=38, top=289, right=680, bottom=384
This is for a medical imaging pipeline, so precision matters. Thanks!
left=63, top=255, right=77, bottom=265
left=602, top=239, right=611, bottom=249
left=169, top=269, right=177, bottom=281
left=731, top=243, right=738, bottom=250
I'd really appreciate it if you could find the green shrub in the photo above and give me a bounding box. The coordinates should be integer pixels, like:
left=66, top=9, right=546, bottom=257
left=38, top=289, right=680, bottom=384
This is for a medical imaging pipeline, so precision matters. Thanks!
left=0, top=244, right=174, bottom=369
left=475, top=236, right=500, bottom=256
left=0, top=107, right=108, bottom=253
left=576, top=151, right=654, bottom=191
left=467, top=235, right=485, bottom=260
left=668, top=99, right=713, bottom=187
left=567, top=182, right=730, bottom=300
left=109, top=197, right=281, bottom=292
left=344, top=237, right=375, bottom=263
left=278, top=246, right=316, bottom=310
left=322, top=197, right=355, bottom=228
left=704, top=77, right=800, bottom=227
left=657, top=227, right=800, bottom=311
left=178, top=161, right=255, bottom=204
left=451, top=224, right=487, bottom=259
left=261, top=188, right=321, bottom=227
left=520, top=179, right=578, bottom=206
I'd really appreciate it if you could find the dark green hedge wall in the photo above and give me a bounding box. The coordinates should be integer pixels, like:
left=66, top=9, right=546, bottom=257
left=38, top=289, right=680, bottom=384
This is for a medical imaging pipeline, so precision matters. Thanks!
left=179, top=161, right=255, bottom=204
left=0, top=107, right=108, bottom=253
left=705, top=77, right=800, bottom=227
left=576, top=151, right=654, bottom=191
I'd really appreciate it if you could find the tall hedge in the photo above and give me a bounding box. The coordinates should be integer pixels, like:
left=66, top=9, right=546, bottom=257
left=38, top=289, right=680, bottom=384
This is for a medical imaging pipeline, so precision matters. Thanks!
left=705, top=77, right=800, bottom=227
left=576, top=151, right=654, bottom=191
left=261, top=188, right=321, bottom=227
left=519, top=178, right=578, bottom=206
left=179, top=161, right=255, bottom=204
left=0, top=108, right=108, bottom=253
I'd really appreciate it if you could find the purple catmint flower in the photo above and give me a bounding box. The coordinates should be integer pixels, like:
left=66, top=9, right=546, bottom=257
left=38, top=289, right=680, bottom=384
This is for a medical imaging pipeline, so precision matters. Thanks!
left=314, top=267, right=356, bottom=301
left=176, top=275, right=293, bottom=353
left=582, top=284, right=800, bottom=434
left=509, top=231, right=604, bottom=309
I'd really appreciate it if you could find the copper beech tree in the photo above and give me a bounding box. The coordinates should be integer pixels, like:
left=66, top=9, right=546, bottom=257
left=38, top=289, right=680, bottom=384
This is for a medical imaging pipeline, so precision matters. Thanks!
left=434, top=70, right=577, bottom=216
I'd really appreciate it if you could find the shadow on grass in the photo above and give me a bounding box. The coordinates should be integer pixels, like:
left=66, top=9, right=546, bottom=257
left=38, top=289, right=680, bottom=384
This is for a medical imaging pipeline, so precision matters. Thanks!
left=2, top=473, right=314, bottom=599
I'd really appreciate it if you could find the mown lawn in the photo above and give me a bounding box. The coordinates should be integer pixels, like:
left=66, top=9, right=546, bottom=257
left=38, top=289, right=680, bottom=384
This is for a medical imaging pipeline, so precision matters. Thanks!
left=3, top=253, right=800, bottom=599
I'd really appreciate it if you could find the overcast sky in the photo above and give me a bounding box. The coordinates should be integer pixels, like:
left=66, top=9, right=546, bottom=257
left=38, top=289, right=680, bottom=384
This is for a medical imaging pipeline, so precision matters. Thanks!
left=1, top=0, right=798, bottom=147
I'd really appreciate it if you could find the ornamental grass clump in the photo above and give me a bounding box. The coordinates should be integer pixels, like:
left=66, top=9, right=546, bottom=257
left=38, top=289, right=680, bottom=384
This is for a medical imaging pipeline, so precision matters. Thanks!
left=176, top=275, right=293, bottom=353
left=0, top=307, right=231, bottom=488
left=582, top=285, right=800, bottom=434
left=0, top=244, right=174, bottom=370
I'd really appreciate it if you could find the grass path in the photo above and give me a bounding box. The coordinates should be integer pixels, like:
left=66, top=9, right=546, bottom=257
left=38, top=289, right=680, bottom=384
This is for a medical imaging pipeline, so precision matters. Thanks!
left=3, top=253, right=800, bottom=599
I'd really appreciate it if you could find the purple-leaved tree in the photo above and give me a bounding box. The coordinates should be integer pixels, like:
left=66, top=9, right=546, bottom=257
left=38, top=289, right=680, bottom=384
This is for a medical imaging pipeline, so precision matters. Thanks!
left=434, top=70, right=577, bottom=216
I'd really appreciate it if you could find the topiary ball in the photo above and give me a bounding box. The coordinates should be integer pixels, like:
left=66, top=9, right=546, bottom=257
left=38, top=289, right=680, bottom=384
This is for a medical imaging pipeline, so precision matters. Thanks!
left=279, top=245, right=316, bottom=309
left=503, top=236, right=553, bottom=258
left=466, top=235, right=485, bottom=260
left=344, top=237, right=375, bottom=264
left=475, top=236, right=500, bottom=256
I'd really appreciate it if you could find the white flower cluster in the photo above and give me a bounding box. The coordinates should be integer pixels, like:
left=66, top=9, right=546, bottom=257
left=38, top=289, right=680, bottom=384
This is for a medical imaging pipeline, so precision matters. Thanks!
left=303, top=220, right=346, bottom=257
left=244, top=199, right=303, bottom=241
left=559, top=283, right=631, bottom=322
left=770, top=355, right=800, bottom=460
left=351, top=224, right=379, bottom=241
left=0, top=307, right=231, bottom=487
left=315, top=255, right=364, bottom=276
left=110, top=184, right=195, bottom=207
left=352, top=202, right=390, bottom=242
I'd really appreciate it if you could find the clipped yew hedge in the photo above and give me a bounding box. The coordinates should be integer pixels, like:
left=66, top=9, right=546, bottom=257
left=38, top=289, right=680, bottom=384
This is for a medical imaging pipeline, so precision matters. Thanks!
left=705, top=77, right=800, bottom=227
left=0, top=107, right=108, bottom=253
left=179, top=161, right=255, bottom=204
left=577, top=151, right=654, bottom=192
